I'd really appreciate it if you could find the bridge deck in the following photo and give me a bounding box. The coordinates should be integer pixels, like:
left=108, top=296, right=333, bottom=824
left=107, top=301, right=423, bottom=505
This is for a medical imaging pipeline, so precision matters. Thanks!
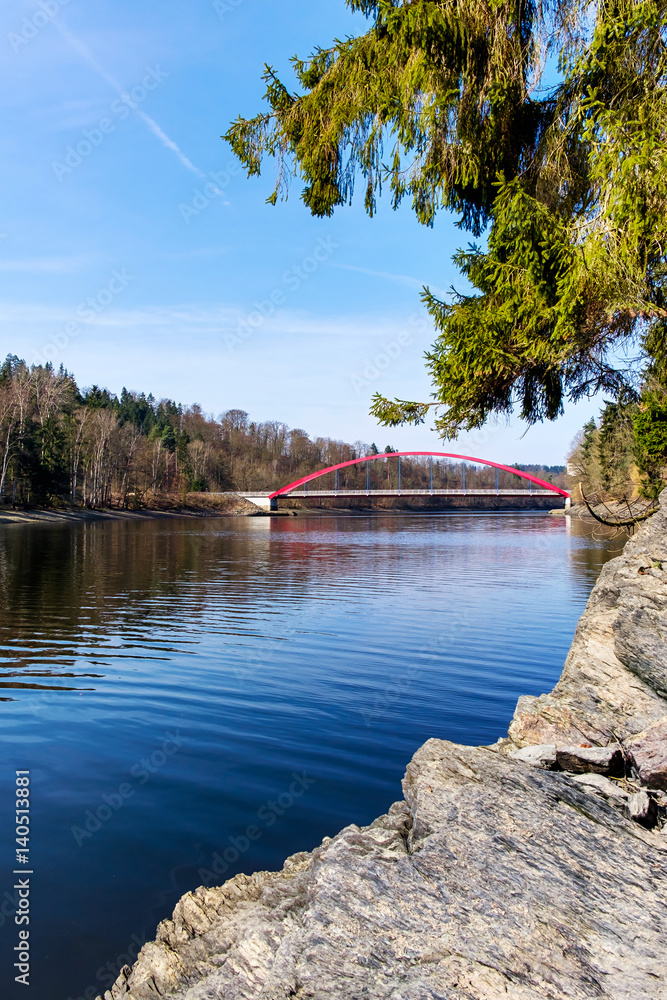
left=241, top=489, right=563, bottom=498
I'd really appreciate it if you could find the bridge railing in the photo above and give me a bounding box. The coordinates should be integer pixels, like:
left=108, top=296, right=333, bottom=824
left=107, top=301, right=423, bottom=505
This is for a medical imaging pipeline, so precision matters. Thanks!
left=280, top=488, right=563, bottom=497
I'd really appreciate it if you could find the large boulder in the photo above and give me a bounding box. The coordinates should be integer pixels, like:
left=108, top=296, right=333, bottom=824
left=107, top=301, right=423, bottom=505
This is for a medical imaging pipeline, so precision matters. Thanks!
left=99, top=741, right=667, bottom=1000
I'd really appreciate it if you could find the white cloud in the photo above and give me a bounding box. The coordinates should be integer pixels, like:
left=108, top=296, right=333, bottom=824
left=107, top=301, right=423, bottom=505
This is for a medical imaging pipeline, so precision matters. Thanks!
left=0, top=300, right=423, bottom=336
left=0, top=255, right=92, bottom=274
left=330, top=262, right=450, bottom=299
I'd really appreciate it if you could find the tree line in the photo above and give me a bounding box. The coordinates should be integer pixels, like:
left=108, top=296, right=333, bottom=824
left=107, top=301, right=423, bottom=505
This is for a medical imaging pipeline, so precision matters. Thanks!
left=568, top=381, right=667, bottom=501
left=0, top=355, right=565, bottom=508
left=0, top=355, right=367, bottom=506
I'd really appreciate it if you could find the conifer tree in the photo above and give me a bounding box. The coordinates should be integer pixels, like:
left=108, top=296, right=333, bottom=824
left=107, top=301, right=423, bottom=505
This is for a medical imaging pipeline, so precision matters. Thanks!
left=225, top=0, right=667, bottom=437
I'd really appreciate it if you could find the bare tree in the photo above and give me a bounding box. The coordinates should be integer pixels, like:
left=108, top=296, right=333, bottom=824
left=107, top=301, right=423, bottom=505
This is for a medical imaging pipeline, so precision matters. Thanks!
left=32, top=367, right=75, bottom=430
left=67, top=407, right=90, bottom=503
left=187, top=439, right=211, bottom=485
left=0, top=384, right=18, bottom=499
left=82, top=410, right=119, bottom=507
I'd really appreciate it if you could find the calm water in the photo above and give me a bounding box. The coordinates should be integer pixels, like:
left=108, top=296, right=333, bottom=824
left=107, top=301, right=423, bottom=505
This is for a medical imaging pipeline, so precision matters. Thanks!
left=0, top=512, right=626, bottom=1000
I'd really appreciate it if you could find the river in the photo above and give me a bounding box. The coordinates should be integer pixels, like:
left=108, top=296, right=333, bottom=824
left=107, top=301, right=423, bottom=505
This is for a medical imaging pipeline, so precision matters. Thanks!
left=0, top=512, right=626, bottom=1000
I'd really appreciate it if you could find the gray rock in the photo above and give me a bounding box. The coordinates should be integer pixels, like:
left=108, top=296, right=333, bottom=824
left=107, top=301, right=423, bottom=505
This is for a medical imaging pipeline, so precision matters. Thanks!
left=508, top=504, right=667, bottom=747
left=614, top=606, right=667, bottom=698
left=99, top=741, right=667, bottom=1000
left=555, top=744, right=624, bottom=776
left=613, top=549, right=667, bottom=697
left=626, top=716, right=667, bottom=789
left=570, top=772, right=630, bottom=800
left=627, top=790, right=659, bottom=828
left=509, top=743, right=558, bottom=769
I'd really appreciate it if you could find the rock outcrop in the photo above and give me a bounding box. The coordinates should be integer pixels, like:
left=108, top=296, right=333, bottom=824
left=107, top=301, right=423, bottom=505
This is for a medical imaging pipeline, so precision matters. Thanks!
left=97, top=494, right=667, bottom=1000
left=509, top=493, right=667, bottom=746
left=626, top=717, right=667, bottom=789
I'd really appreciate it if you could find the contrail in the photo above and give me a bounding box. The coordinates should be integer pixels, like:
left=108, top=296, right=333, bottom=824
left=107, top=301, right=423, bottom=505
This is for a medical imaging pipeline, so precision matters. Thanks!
left=54, top=22, right=209, bottom=181
left=134, top=109, right=205, bottom=177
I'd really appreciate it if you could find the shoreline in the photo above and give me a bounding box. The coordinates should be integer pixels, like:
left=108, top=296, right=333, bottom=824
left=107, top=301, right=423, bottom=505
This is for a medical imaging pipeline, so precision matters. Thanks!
left=0, top=504, right=576, bottom=524
left=0, top=492, right=573, bottom=525
left=0, top=496, right=272, bottom=524
left=96, top=491, right=667, bottom=999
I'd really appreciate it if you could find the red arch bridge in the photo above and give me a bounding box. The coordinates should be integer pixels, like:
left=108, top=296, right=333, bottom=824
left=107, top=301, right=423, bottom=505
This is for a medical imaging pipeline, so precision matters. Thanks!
left=233, top=452, right=571, bottom=511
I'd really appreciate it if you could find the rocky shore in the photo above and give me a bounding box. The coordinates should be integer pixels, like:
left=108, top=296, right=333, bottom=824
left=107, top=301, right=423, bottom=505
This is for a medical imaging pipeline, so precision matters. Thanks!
left=97, top=494, right=667, bottom=999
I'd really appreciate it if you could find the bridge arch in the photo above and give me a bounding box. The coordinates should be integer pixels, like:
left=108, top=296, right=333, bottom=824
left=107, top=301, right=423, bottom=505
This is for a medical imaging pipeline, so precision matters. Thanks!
left=269, top=452, right=570, bottom=499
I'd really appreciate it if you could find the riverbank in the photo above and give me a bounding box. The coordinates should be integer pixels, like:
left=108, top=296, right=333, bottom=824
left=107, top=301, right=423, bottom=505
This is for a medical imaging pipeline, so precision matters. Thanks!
left=0, top=498, right=567, bottom=524
left=550, top=496, right=660, bottom=524
left=0, top=494, right=268, bottom=524
left=280, top=494, right=563, bottom=512
left=98, top=496, right=667, bottom=999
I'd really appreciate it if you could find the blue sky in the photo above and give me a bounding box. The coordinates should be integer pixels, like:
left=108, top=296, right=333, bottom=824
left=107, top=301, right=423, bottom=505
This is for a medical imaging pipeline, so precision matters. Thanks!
left=0, top=0, right=600, bottom=463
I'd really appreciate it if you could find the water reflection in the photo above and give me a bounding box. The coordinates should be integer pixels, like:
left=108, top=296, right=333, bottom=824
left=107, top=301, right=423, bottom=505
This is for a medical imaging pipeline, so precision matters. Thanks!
left=0, top=514, right=626, bottom=697
left=0, top=513, right=626, bottom=1000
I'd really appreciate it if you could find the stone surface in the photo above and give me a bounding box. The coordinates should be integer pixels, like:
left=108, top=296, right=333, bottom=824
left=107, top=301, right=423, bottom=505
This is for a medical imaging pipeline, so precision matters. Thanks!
left=509, top=743, right=625, bottom=776
left=95, top=493, right=667, bottom=1000
left=626, top=717, right=667, bottom=790
left=509, top=494, right=667, bottom=747
left=100, top=741, right=667, bottom=1000
left=570, top=773, right=630, bottom=800
left=555, top=744, right=624, bottom=776
left=509, top=744, right=558, bottom=769
left=627, top=790, right=659, bottom=828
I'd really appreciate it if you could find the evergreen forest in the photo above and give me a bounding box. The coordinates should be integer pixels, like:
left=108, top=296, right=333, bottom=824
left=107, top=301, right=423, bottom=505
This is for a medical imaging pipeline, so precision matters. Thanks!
left=0, top=355, right=564, bottom=507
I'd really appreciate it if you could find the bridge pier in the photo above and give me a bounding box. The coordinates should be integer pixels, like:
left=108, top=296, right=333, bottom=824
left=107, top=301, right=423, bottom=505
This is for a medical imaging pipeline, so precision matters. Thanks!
left=239, top=494, right=278, bottom=511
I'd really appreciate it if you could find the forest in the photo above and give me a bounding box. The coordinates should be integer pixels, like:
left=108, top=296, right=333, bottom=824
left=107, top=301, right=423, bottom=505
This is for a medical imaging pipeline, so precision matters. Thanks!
left=0, top=356, right=564, bottom=507
left=568, top=385, right=667, bottom=502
